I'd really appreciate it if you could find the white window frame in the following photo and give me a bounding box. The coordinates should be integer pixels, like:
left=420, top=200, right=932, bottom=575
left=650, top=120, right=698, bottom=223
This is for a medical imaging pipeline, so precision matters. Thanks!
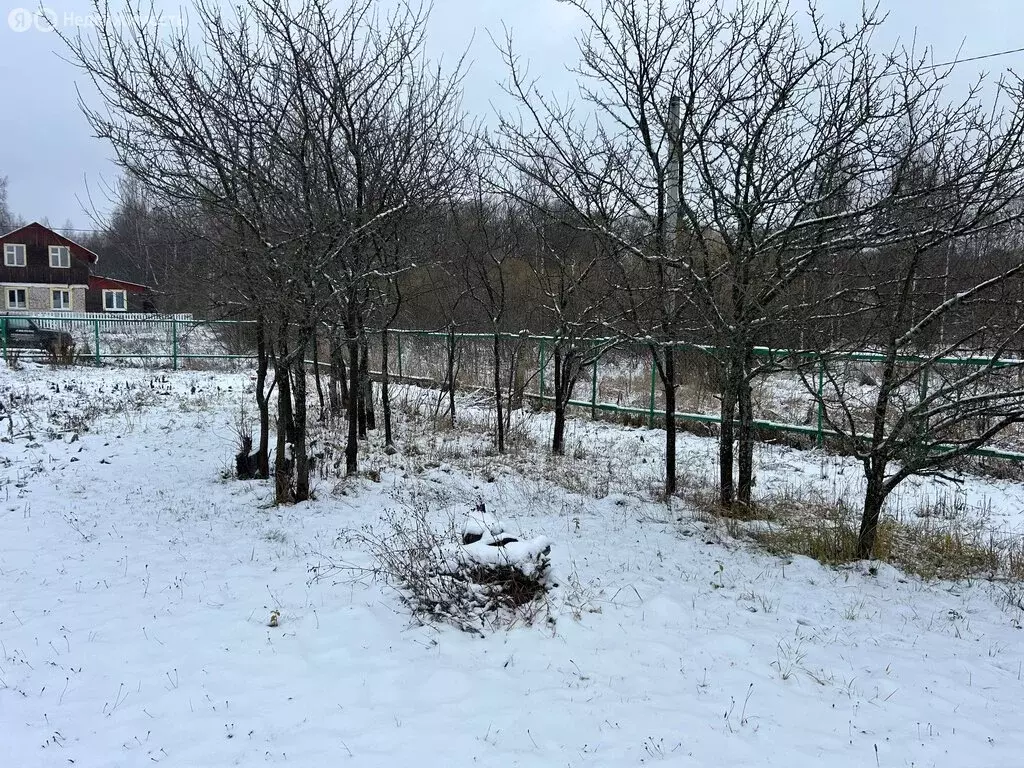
left=6, top=288, right=26, bottom=310
left=103, top=289, right=127, bottom=312
left=51, top=289, right=72, bottom=311
left=4, top=244, right=26, bottom=267
left=49, top=245, right=71, bottom=268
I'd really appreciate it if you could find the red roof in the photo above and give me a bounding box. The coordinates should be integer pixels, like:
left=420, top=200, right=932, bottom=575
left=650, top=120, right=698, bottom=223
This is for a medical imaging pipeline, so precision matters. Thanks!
left=89, top=275, right=150, bottom=293
left=0, top=222, right=99, bottom=265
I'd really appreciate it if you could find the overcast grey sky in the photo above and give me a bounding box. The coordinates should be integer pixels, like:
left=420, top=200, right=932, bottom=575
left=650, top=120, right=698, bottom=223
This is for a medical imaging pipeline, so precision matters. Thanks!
left=1, top=0, right=1022, bottom=230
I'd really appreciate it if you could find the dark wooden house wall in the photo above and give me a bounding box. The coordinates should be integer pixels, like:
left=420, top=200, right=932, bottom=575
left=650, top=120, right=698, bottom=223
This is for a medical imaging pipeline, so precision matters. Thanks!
left=85, top=289, right=155, bottom=313
left=0, top=224, right=90, bottom=287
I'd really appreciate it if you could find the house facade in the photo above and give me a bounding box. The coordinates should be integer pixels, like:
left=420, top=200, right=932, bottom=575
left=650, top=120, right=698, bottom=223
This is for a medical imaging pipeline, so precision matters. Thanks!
left=0, top=222, right=94, bottom=313
left=86, top=275, right=156, bottom=313
left=0, top=222, right=154, bottom=314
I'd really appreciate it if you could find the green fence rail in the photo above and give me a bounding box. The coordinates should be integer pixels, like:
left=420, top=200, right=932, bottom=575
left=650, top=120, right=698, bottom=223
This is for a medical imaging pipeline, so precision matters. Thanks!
left=4, top=316, right=1024, bottom=463
left=0, top=314, right=257, bottom=371
left=381, top=328, right=1024, bottom=464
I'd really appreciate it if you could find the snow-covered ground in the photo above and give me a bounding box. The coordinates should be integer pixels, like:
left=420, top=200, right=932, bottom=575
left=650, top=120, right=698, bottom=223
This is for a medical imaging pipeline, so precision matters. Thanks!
left=2, top=363, right=1024, bottom=767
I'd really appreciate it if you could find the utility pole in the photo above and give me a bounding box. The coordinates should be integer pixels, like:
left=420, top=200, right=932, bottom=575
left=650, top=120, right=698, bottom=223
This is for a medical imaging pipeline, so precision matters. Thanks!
left=665, top=94, right=681, bottom=253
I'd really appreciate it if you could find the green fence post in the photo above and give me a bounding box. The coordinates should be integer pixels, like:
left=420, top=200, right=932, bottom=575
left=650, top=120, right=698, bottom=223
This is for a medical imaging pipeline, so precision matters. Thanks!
left=816, top=356, right=825, bottom=448
left=1, top=316, right=7, bottom=363
left=648, top=354, right=656, bottom=428
left=93, top=319, right=100, bottom=365
left=171, top=317, right=178, bottom=370
left=591, top=344, right=598, bottom=420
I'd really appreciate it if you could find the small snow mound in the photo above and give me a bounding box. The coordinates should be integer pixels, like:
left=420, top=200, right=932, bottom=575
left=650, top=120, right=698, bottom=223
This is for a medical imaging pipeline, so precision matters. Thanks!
left=603, top=493, right=635, bottom=508
left=364, top=505, right=559, bottom=633
left=462, top=536, right=553, bottom=570
left=462, top=508, right=511, bottom=544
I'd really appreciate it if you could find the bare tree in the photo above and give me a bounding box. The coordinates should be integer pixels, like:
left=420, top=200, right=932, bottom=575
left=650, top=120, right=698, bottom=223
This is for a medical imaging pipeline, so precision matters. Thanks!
left=525, top=202, right=616, bottom=454
left=65, top=0, right=319, bottom=498
left=496, top=0, right=1024, bottom=507
left=425, top=264, right=470, bottom=430
left=798, top=151, right=1024, bottom=557
left=451, top=160, right=530, bottom=453
left=0, top=177, right=18, bottom=232
left=279, top=0, right=471, bottom=474
left=66, top=0, right=468, bottom=498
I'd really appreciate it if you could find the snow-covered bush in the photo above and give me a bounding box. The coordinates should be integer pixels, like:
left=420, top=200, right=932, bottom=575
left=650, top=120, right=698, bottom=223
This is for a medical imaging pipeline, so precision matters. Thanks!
left=364, top=505, right=557, bottom=633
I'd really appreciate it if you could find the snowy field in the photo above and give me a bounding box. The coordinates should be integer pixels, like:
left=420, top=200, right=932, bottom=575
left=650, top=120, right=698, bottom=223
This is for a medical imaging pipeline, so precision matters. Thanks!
left=2, top=363, right=1024, bottom=767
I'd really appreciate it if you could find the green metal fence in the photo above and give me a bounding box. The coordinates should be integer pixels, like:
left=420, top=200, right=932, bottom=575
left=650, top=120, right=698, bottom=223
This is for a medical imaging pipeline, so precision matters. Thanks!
left=0, top=314, right=256, bottom=370
left=380, top=329, right=1024, bottom=463
left=4, top=315, right=1024, bottom=462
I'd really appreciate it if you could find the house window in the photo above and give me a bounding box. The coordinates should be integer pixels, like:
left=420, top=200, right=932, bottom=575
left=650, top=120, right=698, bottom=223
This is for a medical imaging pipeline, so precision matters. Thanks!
left=51, top=289, right=71, bottom=310
left=49, top=245, right=71, bottom=268
left=6, top=288, right=26, bottom=309
left=103, top=289, right=127, bottom=312
left=4, top=244, right=26, bottom=267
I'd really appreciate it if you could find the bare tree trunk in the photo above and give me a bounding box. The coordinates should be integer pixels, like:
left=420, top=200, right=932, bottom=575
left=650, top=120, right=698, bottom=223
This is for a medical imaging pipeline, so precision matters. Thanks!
left=381, top=328, right=395, bottom=450
left=357, top=334, right=373, bottom=437
left=857, top=345, right=898, bottom=557
left=502, top=341, right=524, bottom=439
left=552, top=345, right=566, bottom=455
left=357, top=355, right=367, bottom=439
left=292, top=347, right=310, bottom=502
left=362, top=338, right=376, bottom=431
left=492, top=331, right=505, bottom=453
left=445, top=325, right=457, bottom=428
left=719, top=356, right=738, bottom=508
left=552, top=345, right=582, bottom=457
left=858, top=461, right=887, bottom=558
left=344, top=308, right=360, bottom=475
left=329, top=331, right=347, bottom=417
left=663, top=344, right=677, bottom=496
left=311, top=326, right=326, bottom=423
left=509, top=344, right=524, bottom=411
left=274, top=325, right=295, bottom=503
left=737, top=348, right=755, bottom=506
left=649, top=345, right=678, bottom=496
left=274, top=373, right=292, bottom=503
left=281, top=367, right=295, bottom=442
left=254, top=312, right=270, bottom=478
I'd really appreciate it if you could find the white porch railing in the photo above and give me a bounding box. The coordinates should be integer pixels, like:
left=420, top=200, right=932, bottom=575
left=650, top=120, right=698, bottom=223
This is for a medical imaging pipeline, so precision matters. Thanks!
left=22, top=312, right=193, bottom=333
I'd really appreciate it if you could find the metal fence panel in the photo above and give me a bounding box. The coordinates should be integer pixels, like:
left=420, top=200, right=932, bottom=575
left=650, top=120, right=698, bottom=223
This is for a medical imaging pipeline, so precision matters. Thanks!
left=3, top=317, right=1023, bottom=462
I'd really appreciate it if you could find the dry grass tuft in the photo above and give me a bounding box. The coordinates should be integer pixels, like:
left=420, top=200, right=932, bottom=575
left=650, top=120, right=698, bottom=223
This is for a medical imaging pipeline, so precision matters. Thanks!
left=693, top=482, right=1021, bottom=581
